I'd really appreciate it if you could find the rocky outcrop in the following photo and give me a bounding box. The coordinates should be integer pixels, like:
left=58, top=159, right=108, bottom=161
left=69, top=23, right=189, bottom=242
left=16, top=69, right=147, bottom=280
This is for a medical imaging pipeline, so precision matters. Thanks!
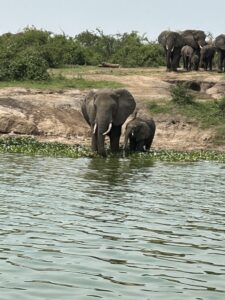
left=0, top=89, right=89, bottom=139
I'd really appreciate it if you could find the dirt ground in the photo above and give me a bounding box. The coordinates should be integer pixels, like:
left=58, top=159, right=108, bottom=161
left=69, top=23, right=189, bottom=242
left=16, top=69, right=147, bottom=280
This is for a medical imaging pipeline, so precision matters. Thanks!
left=0, top=67, right=225, bottom=151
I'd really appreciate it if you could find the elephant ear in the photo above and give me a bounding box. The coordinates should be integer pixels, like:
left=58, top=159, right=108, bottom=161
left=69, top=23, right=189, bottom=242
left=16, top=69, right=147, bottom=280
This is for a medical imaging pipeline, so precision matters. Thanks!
left=81, top=90, right=96, bottom=126
left=113, top=89, right=136, bottom=126
left=158, top=31, right=170, bottom=46
left=215, top=34, right=225, bottom=50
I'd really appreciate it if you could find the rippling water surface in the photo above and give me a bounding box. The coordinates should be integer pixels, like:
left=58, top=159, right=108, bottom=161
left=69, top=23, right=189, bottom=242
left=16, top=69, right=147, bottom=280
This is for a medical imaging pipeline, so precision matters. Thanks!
left=0, top=153, right=225, bottom=299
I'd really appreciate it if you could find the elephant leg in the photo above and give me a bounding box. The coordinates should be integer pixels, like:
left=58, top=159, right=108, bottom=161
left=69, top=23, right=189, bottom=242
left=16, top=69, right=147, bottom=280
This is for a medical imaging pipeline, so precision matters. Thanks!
left=218, top=51, right=223, bottom=72
left=145, top=137, right=154, bottom=151
left=222, top=52, right=225, bottom=72
left=136, top=140, right=145, bottom=152
left=109, top=125, right=121, bottom=152
left=129, top=138, right=136, bottom=151
left=166, top=49, right=172, bottom=71
left=171, top=48, right=180, bottom=71
left=209, top=59, right=213, bottom=71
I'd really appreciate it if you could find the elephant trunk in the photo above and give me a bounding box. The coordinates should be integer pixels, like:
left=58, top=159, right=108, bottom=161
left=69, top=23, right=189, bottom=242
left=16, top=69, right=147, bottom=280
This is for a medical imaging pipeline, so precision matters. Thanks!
left=94, top=118, right=113, bottom=156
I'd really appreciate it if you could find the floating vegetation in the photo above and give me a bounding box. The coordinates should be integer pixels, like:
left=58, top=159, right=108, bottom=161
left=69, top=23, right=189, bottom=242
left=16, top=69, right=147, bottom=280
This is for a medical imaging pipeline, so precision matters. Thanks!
left=127, top=150, right=225, bottom=163
left=0, top=137, right=225, bottom=162
left=0, top=137, right=96, bottom=158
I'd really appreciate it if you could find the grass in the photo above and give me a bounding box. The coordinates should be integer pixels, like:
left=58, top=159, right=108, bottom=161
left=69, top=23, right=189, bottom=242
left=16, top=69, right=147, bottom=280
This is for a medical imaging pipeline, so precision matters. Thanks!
left=50, top=65, right=164, bottom=77
left=0, top=137, right=225, bottom=162
left=148, top=98, right=225, bottom=145
left=0, top=72, right=123, bottom=90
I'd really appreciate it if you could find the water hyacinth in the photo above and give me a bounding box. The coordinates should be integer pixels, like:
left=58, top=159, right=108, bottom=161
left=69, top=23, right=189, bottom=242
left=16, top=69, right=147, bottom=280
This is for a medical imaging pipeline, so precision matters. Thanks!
left=0, top=137, right=225, bottom=162
left=0, top=137, right=96, bottom=158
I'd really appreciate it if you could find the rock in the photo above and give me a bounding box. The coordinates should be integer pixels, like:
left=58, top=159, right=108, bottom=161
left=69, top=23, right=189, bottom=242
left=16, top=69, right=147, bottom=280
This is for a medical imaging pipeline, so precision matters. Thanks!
left=206, top=83, right=225, bottom=99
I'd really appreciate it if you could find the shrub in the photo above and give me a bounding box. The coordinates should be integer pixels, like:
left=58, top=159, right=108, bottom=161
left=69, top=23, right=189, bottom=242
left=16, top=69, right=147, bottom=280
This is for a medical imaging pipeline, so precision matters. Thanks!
left=0, top=48, right=49, bottom=81
left=170, top=83, right=195, bottom=105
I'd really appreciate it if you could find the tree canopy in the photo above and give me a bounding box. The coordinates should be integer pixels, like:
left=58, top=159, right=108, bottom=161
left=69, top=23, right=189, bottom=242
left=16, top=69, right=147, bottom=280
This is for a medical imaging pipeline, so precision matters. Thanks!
left=0, top=27, right=165, bottom=81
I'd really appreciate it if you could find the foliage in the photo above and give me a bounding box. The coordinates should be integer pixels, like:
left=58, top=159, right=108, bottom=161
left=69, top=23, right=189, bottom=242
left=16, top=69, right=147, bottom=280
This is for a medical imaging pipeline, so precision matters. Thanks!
left=147, top=98, right=225, bottom=145
left=170, top=83, right=195, bottom=105
left=0, top=27, right=165, bottom=81
left=0, top=137, right=96, bottom=158
left=0, top=137, right=225, bottom=162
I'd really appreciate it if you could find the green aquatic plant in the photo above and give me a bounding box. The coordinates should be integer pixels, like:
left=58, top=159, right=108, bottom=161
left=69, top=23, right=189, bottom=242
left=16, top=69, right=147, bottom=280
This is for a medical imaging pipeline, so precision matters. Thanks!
left=0, top=137, right=96, bottom=158
left=0, top=137, right=224, bottom=162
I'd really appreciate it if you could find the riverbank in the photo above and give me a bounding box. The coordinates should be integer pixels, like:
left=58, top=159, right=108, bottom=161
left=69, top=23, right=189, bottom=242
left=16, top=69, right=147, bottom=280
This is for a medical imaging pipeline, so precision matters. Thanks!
left=1, top=136, right=225, bottom=162
left=0, top=66, right=225, bottom=152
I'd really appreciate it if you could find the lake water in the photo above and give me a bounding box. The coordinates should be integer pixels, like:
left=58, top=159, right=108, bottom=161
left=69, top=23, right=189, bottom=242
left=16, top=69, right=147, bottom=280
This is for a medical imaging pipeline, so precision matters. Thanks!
left=0, top=153, right=225, bottom=300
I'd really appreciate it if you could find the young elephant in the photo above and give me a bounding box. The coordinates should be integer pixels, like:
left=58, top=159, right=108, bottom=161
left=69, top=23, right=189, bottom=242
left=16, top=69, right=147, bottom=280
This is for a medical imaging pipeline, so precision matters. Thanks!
left=181, top=45, right=194, bottom=71
left=124, top=117, right=156, bottom=152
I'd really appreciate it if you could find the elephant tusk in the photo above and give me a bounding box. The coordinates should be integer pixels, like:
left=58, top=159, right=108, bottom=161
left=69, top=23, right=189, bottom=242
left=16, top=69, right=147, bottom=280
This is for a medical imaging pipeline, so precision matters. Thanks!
left=93, top=123, right=97, bottom=134
left=102, top=123, right=112, bottom=135
left=166, top=45, right=169, bottom=50
left=171, top=46, right=174, bottom=52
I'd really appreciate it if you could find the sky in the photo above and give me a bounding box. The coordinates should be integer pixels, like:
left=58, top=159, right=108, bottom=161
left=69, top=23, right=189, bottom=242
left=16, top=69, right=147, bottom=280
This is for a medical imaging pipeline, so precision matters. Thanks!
left=0, top=0, right=224, bottom=41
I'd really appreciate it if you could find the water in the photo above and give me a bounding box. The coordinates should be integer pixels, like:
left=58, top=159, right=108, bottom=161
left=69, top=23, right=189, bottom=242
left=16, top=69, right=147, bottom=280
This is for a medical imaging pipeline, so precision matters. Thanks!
left=0, top=153, right=225, bottom=300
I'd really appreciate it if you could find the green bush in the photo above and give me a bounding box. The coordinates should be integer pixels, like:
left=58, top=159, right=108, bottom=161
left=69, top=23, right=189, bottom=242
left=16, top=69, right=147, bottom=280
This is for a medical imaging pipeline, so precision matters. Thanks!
left=0, top=48, right=49, bottom=81
left=170, top=83, right=195, bottom=105
left=0, top=27, right=166, bottom=81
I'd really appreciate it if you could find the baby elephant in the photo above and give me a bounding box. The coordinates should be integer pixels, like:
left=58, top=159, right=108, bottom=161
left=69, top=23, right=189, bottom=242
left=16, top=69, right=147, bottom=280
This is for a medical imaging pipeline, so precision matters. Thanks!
left=124, top=117, right=156, bottom=151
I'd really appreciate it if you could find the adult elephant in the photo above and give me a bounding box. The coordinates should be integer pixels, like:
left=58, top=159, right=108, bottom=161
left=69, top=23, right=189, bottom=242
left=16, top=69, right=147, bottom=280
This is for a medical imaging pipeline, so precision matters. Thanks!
left=181, top=30, right=207, bottom=50
left=214, top=34, right=225, bottom=72
left=181, top=30, right=206, bottom=70
left=199, top=45, right=216, bottom=71
left=124, top=117, right=156, bottom=152
left=158, top=31, right=184, bottom=71
left=81, top=88, right=136, bottom=156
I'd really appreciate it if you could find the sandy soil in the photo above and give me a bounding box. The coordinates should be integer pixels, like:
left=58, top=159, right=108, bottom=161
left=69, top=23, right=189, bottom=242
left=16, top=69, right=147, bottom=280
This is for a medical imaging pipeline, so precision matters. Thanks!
left=0, top=67, right=225, bottom=151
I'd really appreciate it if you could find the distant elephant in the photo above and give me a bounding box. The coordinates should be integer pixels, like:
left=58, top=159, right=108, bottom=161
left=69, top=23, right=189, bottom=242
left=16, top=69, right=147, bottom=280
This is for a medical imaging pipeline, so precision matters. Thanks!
left=181, top=30, right=207, bottom=69
left=81, top=88, right=136, bottom=156
left=191, top=54, right=200, bottom=71
left=158, top=31, right=184, bottom=71
left=214, top=34, right=225, bottom=72
left=124, top=117, right=156, bottom=152
left=181, top=45, right=194, bottom=71
left=181, top=29, right=207, bottom=50
left=199, top=45, right=216, bottom=71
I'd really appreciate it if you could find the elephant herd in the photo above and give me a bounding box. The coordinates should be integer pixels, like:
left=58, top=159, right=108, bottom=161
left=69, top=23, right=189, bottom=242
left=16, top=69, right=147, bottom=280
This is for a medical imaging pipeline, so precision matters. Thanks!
left=81, top=89, right=156, bottom=156
left=158, top=30, right=225, bottom=72
left=81, top=31, right=225, bottom=156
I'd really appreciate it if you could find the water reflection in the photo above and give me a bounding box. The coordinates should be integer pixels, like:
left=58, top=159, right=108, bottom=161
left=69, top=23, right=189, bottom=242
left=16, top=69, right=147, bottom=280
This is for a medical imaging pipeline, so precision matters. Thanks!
left=84, top=157, right=154, bottom=184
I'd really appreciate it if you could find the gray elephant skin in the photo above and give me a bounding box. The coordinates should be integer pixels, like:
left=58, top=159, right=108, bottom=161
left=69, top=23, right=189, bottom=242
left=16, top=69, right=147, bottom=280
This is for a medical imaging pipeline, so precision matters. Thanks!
left=181, top=30, right=207, bottom=50
left=200, top=45, right=215, bottom=71
left=124, top=117, right=156, bottom=152
left=214, top=34, right=225, bottom=72
left=81, top=88, right=136, bottom=156
left=158, top=31, right=183, bottom=71
left=181, top=30, right=207, bottom=69
left=181, top=45, right=195, bottom=71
